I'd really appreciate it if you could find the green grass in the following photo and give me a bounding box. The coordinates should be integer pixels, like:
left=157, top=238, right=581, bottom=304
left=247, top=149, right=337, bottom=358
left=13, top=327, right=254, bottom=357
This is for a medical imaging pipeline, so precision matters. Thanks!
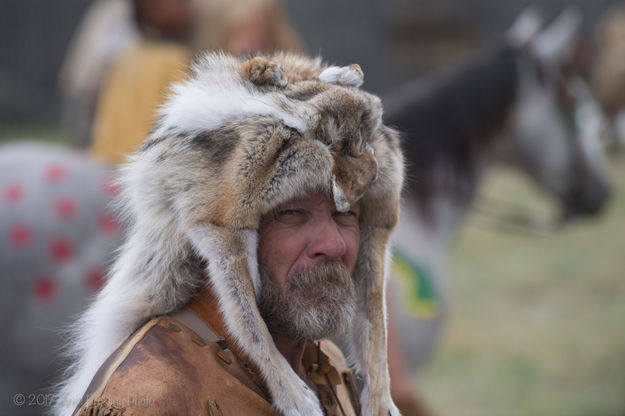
left=0, top=123, right=70, bottom=144
left=419, top=156, right=625, bottom=416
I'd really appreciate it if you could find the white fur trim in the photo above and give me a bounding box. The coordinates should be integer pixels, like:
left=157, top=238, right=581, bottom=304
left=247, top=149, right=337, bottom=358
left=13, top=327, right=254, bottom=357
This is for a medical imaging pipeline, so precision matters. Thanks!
left=244, top=230, right=262, bottom=299
left=331, top=177, right=351, bottom=212
left=159, top=54, right=315, bottom=135
left=319, top=65, right=364, bottom=87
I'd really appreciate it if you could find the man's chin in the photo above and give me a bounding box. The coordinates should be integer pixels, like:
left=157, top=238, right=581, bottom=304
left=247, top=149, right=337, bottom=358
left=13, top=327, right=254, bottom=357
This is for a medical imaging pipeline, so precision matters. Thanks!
left=297, top=306, right=354, bottom=339
left=258, top=264, right=356, bottom=340
left=297, top=294, right=333, bottom=309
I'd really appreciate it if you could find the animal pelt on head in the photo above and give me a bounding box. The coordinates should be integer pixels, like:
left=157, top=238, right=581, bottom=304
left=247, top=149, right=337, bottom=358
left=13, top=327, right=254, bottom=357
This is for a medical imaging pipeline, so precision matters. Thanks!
left=55, top=52, right=404, bottom=416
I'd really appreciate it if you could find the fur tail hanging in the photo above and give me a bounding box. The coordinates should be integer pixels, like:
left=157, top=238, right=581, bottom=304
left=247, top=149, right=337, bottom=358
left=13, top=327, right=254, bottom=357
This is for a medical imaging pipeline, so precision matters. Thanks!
left=350, top=231, right=401, bottom=416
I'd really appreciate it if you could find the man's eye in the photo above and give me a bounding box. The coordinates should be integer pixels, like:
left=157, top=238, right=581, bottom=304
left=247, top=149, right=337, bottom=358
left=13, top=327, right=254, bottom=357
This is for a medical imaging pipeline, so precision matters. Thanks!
left=334, top=210, right=359, bottom=225
left=334, top=210, right=357, bottom=218
left=273, top=209, right=307, bottom=225
left=278, top=209, right=303, bottom=216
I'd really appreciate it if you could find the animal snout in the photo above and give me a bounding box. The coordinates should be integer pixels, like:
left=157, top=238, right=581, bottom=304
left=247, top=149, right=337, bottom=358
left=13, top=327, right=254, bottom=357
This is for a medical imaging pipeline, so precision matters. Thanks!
left=563, top=176, right=611, bottom=220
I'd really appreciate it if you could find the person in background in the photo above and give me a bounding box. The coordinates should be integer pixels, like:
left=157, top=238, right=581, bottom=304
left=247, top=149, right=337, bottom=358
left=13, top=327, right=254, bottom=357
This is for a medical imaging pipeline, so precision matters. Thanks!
left=57, top=0, right=139, bottom=147
left=89, top=0, right=194, bottom=165
left=192, top=0, right=304, bottom=54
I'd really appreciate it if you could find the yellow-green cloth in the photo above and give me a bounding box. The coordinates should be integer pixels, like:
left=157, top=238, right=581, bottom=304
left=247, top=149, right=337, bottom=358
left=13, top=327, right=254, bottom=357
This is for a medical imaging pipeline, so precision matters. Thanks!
left=90, top=40, right=191, bottom=165
left=392, top=250, right=439, bottom=319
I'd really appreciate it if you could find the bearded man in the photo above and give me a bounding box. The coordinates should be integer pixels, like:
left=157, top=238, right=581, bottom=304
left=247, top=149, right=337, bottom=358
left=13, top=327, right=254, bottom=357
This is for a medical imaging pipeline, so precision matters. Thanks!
left=55, top=52, right=404, bottom=416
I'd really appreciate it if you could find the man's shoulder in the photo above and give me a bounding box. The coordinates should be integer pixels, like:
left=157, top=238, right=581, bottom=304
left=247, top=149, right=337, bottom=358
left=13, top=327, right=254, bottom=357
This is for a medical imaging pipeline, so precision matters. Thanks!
left=75, top=314, right=276, bottom=415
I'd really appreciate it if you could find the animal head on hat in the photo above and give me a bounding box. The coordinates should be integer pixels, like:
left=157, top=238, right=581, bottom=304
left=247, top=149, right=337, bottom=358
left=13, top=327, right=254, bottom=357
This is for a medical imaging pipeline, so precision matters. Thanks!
left=136, top=53, right=398, bottom=228
left=59, top=52, right=404, bottom=416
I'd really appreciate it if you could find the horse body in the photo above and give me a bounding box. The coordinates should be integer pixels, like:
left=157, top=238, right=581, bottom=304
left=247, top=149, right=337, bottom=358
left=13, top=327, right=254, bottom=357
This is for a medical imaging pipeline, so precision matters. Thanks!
left=0, top=142, right=122, bottom=415
left=384, top=10, right=611, bottom=374
left=384, top=44, right=522, bottom=373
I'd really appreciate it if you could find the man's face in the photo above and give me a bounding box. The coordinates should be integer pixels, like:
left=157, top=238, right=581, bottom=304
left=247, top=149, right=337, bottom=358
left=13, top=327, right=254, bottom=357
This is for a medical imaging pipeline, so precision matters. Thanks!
left=257, top=191, right=361, bottom=340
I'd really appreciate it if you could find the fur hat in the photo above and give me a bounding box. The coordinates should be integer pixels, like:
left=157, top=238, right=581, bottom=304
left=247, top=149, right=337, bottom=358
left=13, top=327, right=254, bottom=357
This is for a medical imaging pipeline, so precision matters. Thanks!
left=57, top=52, right=403, bottom=416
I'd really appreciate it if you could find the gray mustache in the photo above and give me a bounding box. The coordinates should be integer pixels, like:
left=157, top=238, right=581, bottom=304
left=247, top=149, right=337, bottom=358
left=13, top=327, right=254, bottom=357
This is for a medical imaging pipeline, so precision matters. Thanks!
left=288, top=261, right=353, bottom=290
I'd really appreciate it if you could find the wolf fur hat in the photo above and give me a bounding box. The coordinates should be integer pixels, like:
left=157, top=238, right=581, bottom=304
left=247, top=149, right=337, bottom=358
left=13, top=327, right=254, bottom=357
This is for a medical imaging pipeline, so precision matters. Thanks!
left=56, top=52, right=404, bottom=416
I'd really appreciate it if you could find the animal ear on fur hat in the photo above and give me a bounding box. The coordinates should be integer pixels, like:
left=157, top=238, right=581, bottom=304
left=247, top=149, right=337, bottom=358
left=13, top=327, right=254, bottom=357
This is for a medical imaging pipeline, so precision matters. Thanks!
left=57, top=51, right=403, bottom=416
left=241, top=56, right=289, bottom=87
left=319, top=63, right=364, bottom=87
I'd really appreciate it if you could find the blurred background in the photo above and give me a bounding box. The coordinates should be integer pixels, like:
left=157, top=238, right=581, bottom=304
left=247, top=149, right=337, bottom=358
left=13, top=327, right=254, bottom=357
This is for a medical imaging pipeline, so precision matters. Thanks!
left=1, top=0, right=624, bottom=415
left=0, top=0, right=622, bottom=128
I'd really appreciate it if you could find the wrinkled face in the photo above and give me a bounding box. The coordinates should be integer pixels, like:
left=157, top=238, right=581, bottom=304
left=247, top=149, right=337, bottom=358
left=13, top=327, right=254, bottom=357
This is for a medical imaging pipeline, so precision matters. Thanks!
left=257, top=191, right=360, bottom=340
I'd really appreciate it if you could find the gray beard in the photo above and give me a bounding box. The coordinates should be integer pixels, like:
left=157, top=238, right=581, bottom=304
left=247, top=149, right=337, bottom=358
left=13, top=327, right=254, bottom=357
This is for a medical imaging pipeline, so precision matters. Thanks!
left=258, top=261, right=357, bottom=341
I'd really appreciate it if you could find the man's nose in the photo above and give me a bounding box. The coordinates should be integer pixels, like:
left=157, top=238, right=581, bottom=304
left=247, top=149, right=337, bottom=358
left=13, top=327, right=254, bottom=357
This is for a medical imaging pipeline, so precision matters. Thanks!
left=307, top=215, right=347, bottom=262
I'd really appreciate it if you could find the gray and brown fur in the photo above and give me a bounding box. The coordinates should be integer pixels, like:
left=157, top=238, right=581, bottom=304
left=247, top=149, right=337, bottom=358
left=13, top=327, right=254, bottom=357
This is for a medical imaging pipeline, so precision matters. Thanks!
left=55, top=52, right=403, bottom=416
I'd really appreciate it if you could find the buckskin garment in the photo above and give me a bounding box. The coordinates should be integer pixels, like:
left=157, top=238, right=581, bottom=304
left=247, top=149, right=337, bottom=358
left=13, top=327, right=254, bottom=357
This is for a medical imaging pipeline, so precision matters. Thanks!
left=74, top=287, right=361, bottom=416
